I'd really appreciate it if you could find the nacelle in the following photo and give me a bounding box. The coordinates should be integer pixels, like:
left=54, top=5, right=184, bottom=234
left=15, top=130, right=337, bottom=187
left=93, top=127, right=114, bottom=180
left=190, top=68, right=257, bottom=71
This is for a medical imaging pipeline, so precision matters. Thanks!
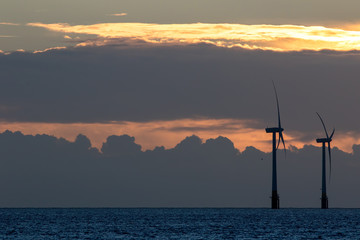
left=316, top=138, right=332, bottom=143
left=266, top=127, right=284, bottom=133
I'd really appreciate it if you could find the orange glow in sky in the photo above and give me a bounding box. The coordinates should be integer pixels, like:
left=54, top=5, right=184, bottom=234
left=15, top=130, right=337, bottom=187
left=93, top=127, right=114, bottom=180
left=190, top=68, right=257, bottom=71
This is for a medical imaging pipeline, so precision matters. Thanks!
left=28, top=22, right=360, bottom=51
left=0, top=119, right=353, bottom=153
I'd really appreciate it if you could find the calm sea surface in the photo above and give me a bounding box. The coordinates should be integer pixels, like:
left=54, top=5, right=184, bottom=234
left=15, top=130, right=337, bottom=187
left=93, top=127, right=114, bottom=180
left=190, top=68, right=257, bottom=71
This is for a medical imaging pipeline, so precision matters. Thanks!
left=0, top=208, right=359, bottom=239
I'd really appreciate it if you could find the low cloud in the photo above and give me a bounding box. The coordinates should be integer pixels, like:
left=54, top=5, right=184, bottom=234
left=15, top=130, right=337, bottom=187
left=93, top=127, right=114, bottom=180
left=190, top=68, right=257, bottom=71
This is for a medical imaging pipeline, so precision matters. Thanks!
left=0, top=130, right=359, bottom=208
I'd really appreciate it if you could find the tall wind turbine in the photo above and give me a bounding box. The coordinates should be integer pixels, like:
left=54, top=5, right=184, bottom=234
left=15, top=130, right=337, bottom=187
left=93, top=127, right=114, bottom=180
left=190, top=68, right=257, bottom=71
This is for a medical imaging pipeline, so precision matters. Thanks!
left=265, top=81, right=286, bottom=209
left=316, top=112, right=335, bottom=209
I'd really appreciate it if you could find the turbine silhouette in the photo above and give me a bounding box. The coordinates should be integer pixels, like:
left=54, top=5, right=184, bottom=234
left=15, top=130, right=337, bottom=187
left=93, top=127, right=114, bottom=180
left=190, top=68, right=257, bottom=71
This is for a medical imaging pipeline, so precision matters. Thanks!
left=265, top=81, right=286, bottom=209
left=316, top=112, right=335, bottom=209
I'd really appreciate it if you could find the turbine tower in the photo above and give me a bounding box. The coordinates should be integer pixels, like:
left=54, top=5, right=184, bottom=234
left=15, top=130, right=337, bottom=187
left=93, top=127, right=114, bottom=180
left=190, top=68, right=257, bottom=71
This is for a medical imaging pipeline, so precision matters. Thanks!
left=265, top=81, right=286, bottom=209
left=316, top=112, right=335, bottom=209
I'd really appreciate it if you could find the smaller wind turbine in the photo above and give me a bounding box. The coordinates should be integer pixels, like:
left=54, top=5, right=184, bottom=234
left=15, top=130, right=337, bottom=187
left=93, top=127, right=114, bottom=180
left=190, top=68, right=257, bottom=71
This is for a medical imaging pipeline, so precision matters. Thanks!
left=316, top=112, right=335, bottom=209
left=265, top=81, right=286, bottom=209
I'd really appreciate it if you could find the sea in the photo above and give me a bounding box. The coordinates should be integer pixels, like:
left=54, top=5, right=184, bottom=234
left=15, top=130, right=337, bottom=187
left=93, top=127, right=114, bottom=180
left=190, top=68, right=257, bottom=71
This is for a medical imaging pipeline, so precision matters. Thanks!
left=0, top=208, right=359, bottom=239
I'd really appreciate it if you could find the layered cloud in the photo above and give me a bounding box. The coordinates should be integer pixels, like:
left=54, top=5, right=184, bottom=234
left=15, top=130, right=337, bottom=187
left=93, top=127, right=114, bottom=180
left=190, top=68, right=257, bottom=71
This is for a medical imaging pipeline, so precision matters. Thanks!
left=1, top=43, right=360, bottom=151
left=0, top=119, right=276, bottom=152
left=28, top=22, right=360, bottom=51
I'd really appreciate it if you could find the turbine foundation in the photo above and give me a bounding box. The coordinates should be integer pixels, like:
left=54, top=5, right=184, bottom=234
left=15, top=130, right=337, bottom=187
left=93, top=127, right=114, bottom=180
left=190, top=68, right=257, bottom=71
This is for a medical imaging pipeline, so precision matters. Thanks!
left=321, top=193, right=328, bottom=209
left=272, top=191, right=279, bottom=209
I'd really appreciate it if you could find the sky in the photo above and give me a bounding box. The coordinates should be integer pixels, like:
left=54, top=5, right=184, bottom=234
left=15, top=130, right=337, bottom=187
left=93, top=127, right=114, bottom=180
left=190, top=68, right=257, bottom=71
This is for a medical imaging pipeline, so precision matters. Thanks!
left=1, top=0, right=360, bottom=207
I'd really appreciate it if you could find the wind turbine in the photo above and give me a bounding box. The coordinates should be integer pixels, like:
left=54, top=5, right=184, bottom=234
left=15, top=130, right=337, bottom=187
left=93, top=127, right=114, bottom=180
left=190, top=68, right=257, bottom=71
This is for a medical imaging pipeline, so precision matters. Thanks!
left=265, top=81, right=286, bottom=209
left=316, top=112, right=335, bottom=209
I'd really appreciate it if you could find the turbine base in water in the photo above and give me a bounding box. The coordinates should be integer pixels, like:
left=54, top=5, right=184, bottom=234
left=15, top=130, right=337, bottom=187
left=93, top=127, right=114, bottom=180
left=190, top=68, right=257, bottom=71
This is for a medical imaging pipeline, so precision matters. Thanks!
left=272, top=191, right=280, bottom=209
left=321, top=194, right=328, bottom=209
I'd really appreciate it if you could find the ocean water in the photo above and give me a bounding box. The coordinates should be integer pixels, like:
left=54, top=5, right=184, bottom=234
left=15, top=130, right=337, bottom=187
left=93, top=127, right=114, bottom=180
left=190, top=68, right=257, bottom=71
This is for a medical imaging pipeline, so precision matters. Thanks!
left=0, top=208, right=359, bottom=239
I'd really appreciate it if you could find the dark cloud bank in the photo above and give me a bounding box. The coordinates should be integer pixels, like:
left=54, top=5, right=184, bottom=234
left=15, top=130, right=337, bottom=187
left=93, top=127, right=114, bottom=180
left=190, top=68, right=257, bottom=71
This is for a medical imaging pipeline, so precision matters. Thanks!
left=1, top=44, right=360, bottom=137
left=0, top=130, right=360, bottom=208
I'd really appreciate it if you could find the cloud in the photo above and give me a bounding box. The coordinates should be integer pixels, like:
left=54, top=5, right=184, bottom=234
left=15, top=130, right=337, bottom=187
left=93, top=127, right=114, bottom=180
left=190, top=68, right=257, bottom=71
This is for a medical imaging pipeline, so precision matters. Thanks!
left=33, top=46, right=67, bottom=54
left=27, top=22, right=360, bottom=51
left=109, top=13, right=127, bottom=17
left=0, top=130, right=359, bottom=208
left=101, top=134, right=142, bottom=158
left=0, top=22, right=19, bottom=26
left=0, top=119, right=275, bottom=153
left=1, top=43, right=360, bottom=150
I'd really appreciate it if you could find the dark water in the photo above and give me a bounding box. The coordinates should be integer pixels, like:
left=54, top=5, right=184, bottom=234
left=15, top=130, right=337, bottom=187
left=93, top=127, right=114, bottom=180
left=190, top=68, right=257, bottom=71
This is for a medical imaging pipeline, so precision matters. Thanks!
left=1, top=208, right=360, bottom=239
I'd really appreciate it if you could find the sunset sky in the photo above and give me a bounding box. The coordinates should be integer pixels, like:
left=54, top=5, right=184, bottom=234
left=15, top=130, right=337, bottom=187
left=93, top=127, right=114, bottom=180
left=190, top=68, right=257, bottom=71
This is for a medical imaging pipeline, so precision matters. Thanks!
left=1, top=0, right=360, bottom=153
left=3, top=0, right=360, bottom=208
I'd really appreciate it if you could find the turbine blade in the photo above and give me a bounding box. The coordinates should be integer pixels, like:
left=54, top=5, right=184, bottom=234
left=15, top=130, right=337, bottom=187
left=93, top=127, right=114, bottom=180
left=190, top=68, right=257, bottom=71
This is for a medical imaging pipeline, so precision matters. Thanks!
left=330, top=128, right=335, bottom=139
left=316, top=112, right=329, bottom=138
left=272, top=81, right=282, bottom=129
left=279, top=132, right=287, bottom=158
left=276, top=135, right=281, bottom=150
left=328, top=142, right=332, bottom=183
